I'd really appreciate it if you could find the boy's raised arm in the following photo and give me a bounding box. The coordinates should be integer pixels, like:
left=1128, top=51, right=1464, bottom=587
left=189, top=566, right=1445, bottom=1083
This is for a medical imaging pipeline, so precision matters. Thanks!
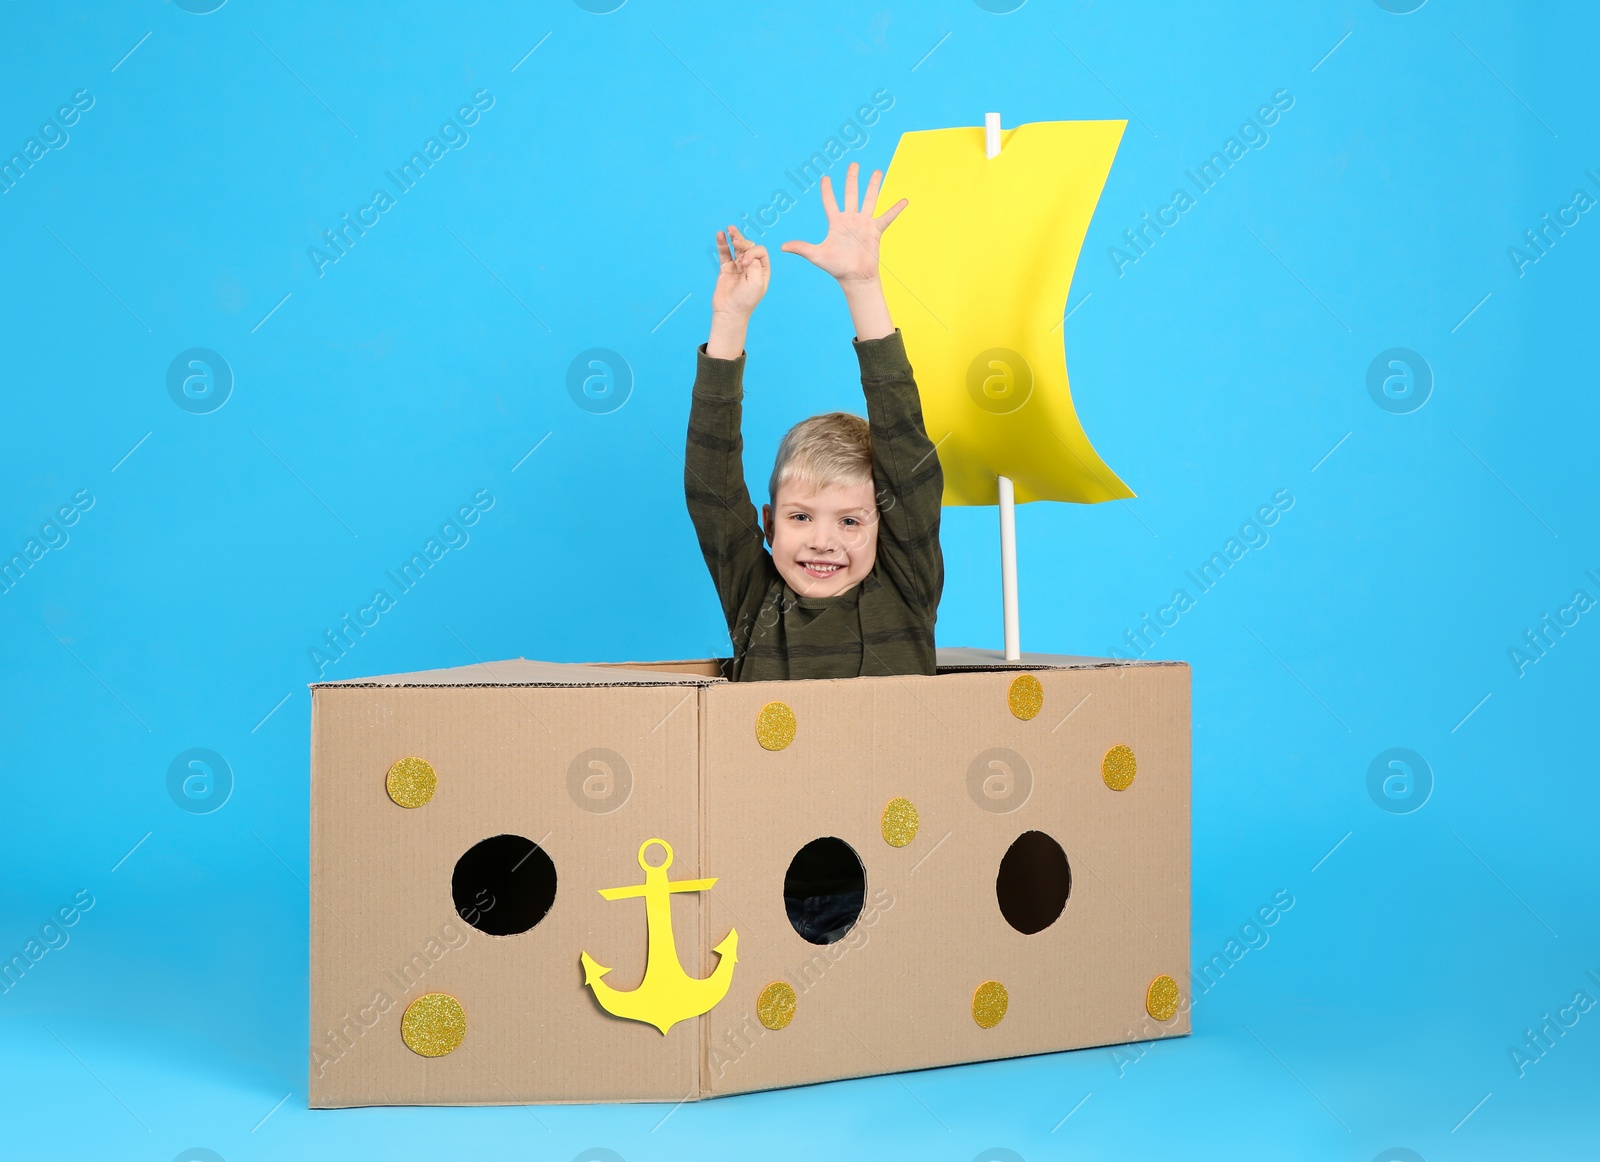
left=783, top=163, right=943, bottom=616
left=855, top=327, right=943, bottom=617
left=684, top=226, right=773, bottom=629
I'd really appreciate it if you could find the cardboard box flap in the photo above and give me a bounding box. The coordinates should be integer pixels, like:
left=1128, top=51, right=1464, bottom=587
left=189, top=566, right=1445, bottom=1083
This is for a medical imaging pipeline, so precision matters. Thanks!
left=309, top=657, right=723, bottom=689
left=936, top=646, right=1184, bottom=671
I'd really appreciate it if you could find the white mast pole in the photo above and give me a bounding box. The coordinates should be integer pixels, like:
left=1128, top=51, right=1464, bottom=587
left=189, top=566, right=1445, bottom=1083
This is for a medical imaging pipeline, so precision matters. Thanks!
left=987, top=111, right=1022, bottom=662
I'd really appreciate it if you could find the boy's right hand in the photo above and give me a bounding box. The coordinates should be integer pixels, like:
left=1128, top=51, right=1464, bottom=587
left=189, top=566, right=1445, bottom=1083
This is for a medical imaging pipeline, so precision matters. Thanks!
left=711, top=225, right=770, bottom=320
left=706, top=225, right=767, bottom=359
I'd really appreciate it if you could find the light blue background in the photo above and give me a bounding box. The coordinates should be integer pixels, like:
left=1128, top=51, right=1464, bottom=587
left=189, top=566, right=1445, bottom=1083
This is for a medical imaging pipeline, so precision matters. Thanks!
left=2, top=1, right=1596, bottom=1159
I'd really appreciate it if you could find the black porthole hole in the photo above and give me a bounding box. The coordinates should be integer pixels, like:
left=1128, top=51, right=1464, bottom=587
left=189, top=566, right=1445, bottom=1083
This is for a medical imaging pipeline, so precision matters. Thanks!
left=996, top=830, right=1071, bottom=935
left=783, top=836, right=866, bottom=946
left=452, top=833, right=557, bottom=936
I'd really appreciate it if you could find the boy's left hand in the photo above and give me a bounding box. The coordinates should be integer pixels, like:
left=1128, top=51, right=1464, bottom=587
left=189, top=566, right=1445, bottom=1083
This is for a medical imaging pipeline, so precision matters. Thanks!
left=781, top=161, right=907, bottom=283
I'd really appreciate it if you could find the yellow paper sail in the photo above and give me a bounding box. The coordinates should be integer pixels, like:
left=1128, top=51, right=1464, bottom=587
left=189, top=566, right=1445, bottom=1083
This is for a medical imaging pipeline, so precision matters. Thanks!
left=877, top=120, right=1133, bottom=507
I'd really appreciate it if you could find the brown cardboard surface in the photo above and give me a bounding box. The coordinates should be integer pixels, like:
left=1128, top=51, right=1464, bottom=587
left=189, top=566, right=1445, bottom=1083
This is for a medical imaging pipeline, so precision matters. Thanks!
left=698, top=663, right=1190, bottom=1096
left=309, top=652, right=1191, bottom=1105
left=309, top=683, right=704, bottom=1106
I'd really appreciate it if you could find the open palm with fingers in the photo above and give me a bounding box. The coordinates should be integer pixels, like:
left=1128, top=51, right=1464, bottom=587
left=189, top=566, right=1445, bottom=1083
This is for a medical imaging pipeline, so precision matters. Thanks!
left=781, top=162, right=907, bottom=283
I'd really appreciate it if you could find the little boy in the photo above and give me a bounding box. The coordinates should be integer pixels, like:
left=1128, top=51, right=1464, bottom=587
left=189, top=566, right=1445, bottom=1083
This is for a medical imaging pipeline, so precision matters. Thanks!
left=684, top=162, right=944, bottom=685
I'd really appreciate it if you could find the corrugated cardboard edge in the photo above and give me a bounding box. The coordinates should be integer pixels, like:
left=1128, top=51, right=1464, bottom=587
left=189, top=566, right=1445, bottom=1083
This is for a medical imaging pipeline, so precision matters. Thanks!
left=307, top=675, right=323, bottom=1105
left=935, top=647, right=1184, bottom=673
left=695, top=679, right=712, bottom=1097
left=309, top=658, right=724, bottom=690
left=307, top=649, right=1180, bottom=691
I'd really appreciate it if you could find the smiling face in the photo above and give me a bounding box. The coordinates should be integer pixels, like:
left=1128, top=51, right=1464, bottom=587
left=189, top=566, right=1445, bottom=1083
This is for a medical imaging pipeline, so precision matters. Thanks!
left=762, top=477, right=879, bottom=598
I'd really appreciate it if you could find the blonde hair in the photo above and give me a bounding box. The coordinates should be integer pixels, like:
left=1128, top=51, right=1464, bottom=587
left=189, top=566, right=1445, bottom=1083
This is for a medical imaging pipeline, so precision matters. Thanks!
left=768, top=411, right=873, bottom=500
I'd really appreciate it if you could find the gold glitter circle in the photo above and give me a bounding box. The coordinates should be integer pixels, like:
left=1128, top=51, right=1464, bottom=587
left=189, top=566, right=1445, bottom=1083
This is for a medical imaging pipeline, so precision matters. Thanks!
left=386, top=756, right=437, bottom=808
left=401, top=992, right=466, bottom=1057
left=972, top=980, right=1009, bottom=1029
left=1102, top=744, right=1137, bottom=791
left=755, top=701, right=797, bottom=751
left=1146, top=974, right=1180, bottom=1022
left=756, top=981, right=797, bottom=1031
left=1008, top=674, right=1043, bottom=721
left=880, top=797, right=920, bottom=847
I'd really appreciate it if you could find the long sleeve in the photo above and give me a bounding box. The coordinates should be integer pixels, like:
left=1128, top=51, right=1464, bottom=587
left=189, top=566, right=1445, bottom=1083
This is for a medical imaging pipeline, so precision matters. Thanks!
left=853, top=328, right=944, bottom=619
left=684, top=342, right=773, bottom=632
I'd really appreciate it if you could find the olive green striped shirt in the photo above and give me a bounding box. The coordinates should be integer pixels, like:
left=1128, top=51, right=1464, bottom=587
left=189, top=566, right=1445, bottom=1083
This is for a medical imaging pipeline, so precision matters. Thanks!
left=684, top=327, right=944, bottom=682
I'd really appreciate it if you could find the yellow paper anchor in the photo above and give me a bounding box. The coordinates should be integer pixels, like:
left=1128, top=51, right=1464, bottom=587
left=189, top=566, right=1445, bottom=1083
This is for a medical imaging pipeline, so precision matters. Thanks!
left=579, top=838, right=738, bottom=1035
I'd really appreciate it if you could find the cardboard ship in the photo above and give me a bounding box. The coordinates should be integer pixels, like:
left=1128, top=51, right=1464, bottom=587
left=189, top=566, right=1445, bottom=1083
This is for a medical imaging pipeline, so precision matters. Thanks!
left=307, top=115, right=1181, bottom=1106
left=308, top=648, right=1190, bottom=1106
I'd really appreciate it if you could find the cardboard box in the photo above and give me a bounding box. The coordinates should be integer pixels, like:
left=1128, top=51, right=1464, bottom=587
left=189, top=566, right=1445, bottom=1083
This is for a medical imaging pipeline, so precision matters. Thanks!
left=308, top=648, right=1191, bottom=1106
